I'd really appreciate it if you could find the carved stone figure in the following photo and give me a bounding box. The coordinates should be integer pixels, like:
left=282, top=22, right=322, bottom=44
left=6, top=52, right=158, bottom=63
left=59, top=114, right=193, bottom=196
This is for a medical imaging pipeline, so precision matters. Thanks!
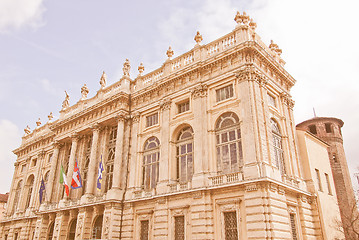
left=81, top=84, right=89, bottom=100
left=36, top=118, right=41, bottom=127
left=62, top=91, right=70, bottom=109
left=138, top=63, right=144, bottom=76
left=123, top=59, right=131, bottom=77
left=194, top=31, right=203, bottom=44
left=48, top=112, right=53, bottom=122
left=24, top=125, right=31, bottom=135
left=166, top=46, right=174, bottom=59
left=100, top=71, right=107, bottom=89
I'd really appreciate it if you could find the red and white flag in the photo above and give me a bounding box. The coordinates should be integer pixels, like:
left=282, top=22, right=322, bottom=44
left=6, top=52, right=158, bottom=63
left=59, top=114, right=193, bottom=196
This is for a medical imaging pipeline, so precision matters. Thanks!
left=71, top=160, right=83, bottom=189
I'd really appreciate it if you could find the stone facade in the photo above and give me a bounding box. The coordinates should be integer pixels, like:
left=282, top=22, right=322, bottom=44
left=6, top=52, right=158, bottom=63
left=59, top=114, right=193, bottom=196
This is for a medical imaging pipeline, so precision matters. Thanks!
left=0, top=12, right=347, bottom=240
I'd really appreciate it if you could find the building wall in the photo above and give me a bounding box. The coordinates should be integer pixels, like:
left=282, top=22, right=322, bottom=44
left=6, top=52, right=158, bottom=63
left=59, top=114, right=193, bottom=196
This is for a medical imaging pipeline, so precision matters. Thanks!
left=0, top=12, right=345, bottom=240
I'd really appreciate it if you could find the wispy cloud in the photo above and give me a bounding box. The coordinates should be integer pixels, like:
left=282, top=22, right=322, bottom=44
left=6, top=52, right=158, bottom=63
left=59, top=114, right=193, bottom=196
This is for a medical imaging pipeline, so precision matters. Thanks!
left=0, top=119, right=21, bottom=193
left=0, top=0, right=46, bottom=33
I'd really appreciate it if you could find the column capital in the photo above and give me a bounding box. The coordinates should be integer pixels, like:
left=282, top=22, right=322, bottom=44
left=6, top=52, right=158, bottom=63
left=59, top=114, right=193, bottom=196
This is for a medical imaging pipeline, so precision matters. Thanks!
left=235, top=63, right=265, bottom=84
left=132, top=112, right=140, bottom=123
left=115, top=113, right=127, bottom=122
left=159, top=98, right=172, bottom=111
left=91, top=123, right=101, bottom=133
left=71, top=133, right=80, bottom=142
left=38, top=150, right=46, bottom=158
left=191, top=83, right=208, bottom=99
left=52, top=141, right=62, bottom=149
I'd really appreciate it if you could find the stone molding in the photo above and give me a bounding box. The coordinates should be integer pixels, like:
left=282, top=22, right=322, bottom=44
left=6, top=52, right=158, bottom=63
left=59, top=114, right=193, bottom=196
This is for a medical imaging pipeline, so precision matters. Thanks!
left=159, top=98, right=172, bottom=111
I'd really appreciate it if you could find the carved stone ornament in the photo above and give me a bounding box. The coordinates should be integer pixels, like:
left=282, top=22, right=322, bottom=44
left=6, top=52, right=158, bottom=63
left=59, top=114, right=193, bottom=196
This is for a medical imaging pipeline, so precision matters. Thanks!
left=194, top=31, right=203, bottom=45
left=80, top=84, right=89, bottom=100
left=166, top=46, right=174, bottom=59
left=48, top=112, right=54, bottom=122
left=191, top=83, right=208, bottom=99
left=249, top=18, right=257, bottom=30
left=235, top=64, right=265, bottom=84
left=62, top=91, right=70, bottom=110
left=24, top=125, right=31, bottom=135
left=132, top=112, right=140, bottom=123
left=234, top=11, right=250, bottom=26
left=123, top=59, right=131, bottom=77
left=77, top=215, right=84, bottom=237
left=138, top=63, right=145, bottom=76
left=269, top=40, right=282, bottom=56
left=159, top=98, right=172, bottom=111
left=100, top=71, right=107, bottom=89
left=36, top=118, right=41, bottom=127
left=280, top=92, right=294, bottom=108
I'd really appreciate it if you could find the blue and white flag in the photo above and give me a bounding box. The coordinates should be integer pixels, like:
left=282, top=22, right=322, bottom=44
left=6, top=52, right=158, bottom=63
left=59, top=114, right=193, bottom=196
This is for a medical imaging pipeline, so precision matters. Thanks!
left=39, top=177, right=46, bottom=204
left=97, top=156, right=104, bottom=191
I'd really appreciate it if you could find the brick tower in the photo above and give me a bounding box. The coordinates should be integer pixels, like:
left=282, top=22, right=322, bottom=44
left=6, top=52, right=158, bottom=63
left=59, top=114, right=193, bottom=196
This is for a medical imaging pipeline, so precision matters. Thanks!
left=297, top=117, right=358, bottom=239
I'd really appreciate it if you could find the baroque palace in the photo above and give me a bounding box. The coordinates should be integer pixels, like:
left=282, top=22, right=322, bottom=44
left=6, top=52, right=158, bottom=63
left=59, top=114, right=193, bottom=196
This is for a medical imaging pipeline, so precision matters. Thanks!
left=0, top=12, right=356, bottom=240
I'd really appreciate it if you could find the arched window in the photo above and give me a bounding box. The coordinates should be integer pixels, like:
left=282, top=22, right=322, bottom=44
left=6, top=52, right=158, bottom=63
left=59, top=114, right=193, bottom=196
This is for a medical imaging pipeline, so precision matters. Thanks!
left=105, top=127, right=117, bottom=192
left=215, top=112, right=243, bottom=174
left=82, top=138, right=91, bottom=195
left=13, top=180, right=22, bottom=213
left=271, top=119, right=285, bottom=175
left=68, top=219, right=77, bottom=240
left=176, top=127, right=194, bottom=182
left=92, top=215, right=103, bottom=239
left=142, top=137, right=160, bottom=190
left=47, top=221, right=54, bottom=240
left=41, top=171, right=50, bottom=203
left=25, top=175, right=34, bottom=209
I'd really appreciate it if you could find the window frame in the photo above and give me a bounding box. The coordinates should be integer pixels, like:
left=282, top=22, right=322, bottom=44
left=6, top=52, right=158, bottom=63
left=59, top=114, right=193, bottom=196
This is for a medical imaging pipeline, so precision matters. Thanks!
left=177, top=100, right=190, bottom=114
left=142, top=137, right=160, bottom=190
left=146, top=112, right=159, bottom=128
left=271, top=119, right=286, bottom=176
left=176, top=127, right=194, bottom=183
left=216, top=84, right=234, bottom=102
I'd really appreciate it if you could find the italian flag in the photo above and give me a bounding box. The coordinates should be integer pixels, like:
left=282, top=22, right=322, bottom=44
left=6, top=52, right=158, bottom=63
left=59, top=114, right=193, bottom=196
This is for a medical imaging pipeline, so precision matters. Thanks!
left=60, top=165, right=69, bottom=196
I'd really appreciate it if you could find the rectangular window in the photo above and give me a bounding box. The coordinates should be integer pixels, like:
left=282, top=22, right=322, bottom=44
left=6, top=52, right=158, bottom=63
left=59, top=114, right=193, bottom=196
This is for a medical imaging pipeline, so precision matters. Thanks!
left=268, top=94, right=276, bottom=107
left=216, top=85, right=234, bottom=102
left=174, top=216, right=185, bottom=240
left=325, top=173, right=332, bottom=195
left=140, top=220, right=149, bottom=240
left=315, top=169, right=322, bottom=191
left=178, top=101, right=190, bottom=114
left=289, top=213, right=298, bottom=240
left=224, top=211, right=238, bottom=240
left=146, top=113, right=158, bottom=127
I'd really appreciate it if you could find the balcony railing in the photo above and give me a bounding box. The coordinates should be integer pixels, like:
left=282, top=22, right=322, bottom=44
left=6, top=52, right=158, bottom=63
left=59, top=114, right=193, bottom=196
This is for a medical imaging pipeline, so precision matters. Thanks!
left=209, top=172, right=243, bottom=186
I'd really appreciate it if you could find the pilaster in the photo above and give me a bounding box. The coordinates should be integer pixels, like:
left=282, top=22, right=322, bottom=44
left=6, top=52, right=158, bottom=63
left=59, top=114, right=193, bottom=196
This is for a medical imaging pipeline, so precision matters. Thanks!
left=191, top=83, right=209, bottom=188
left=47, top=142, right=61, bottom=202
left=157, top=98, right=171, bottom=194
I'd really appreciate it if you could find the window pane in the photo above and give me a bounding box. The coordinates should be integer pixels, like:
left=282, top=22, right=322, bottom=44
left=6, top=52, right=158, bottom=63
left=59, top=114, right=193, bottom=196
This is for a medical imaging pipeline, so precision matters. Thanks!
left=229, top=130, right=236, bottom=141
left=140, top=220, right=149, bottom=240
left=230, top=143, right=238, bottom=170
left=222, top=133, right=228, bottom=143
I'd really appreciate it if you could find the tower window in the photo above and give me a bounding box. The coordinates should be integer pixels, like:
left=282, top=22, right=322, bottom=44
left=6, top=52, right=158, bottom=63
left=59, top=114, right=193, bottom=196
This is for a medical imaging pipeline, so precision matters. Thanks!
left=308, top=124, right=317, bottom=134
left=315, top=169, right=322, bottom=191
left=325, top=123, right=332, bottom=133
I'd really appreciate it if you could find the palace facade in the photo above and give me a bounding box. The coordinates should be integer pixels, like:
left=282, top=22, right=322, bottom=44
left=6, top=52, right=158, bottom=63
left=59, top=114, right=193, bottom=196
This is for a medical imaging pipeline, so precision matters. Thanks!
left=0, top=12, right=349, bottom=239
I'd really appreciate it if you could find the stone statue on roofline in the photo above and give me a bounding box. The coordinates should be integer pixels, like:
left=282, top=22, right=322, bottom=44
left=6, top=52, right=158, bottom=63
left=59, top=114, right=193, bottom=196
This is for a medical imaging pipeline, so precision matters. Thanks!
left=100, top=71, right=107, bottom=89
left=24, top=125, right=31, bottom=135
left=81, top=84, right=89, bottom=100
left=123, top=59, right=131, bottom=77
left=62, top=91, right=70, bottom=110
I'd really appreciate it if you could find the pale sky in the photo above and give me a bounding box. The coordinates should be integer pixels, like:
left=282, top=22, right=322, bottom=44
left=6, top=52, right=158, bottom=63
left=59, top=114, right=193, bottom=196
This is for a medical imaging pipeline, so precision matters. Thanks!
left=0, top=0, right=358, bottom=193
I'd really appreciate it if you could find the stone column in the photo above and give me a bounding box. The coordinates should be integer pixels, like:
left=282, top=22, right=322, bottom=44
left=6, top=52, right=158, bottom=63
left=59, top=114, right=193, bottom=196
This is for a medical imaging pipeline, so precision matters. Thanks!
left=84, top=124, right=101, bottom=196
left=191, top=84, right=209, bottom=188
left=107, top=114, right=126, bottom=200
left=127, top=112, right=140, bottom=197
left=157, top=99, right=171, bottom=194
left=75, top=209, right=87, bottom=240
left=53, top=212, right=69, bottom=240
left=64, top=134, right=79, bottom=199
left=47, top=142, right=61, bottom=202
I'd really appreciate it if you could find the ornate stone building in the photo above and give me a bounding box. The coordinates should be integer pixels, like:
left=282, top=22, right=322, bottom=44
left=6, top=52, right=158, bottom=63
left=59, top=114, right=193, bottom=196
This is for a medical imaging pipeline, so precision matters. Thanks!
left=0, top=12, right=349, bottom=239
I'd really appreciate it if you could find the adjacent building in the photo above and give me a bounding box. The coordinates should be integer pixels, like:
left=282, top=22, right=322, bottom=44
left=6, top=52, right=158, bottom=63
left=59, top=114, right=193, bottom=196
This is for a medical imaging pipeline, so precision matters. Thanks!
left=0, top=12, right=350, bottom=239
